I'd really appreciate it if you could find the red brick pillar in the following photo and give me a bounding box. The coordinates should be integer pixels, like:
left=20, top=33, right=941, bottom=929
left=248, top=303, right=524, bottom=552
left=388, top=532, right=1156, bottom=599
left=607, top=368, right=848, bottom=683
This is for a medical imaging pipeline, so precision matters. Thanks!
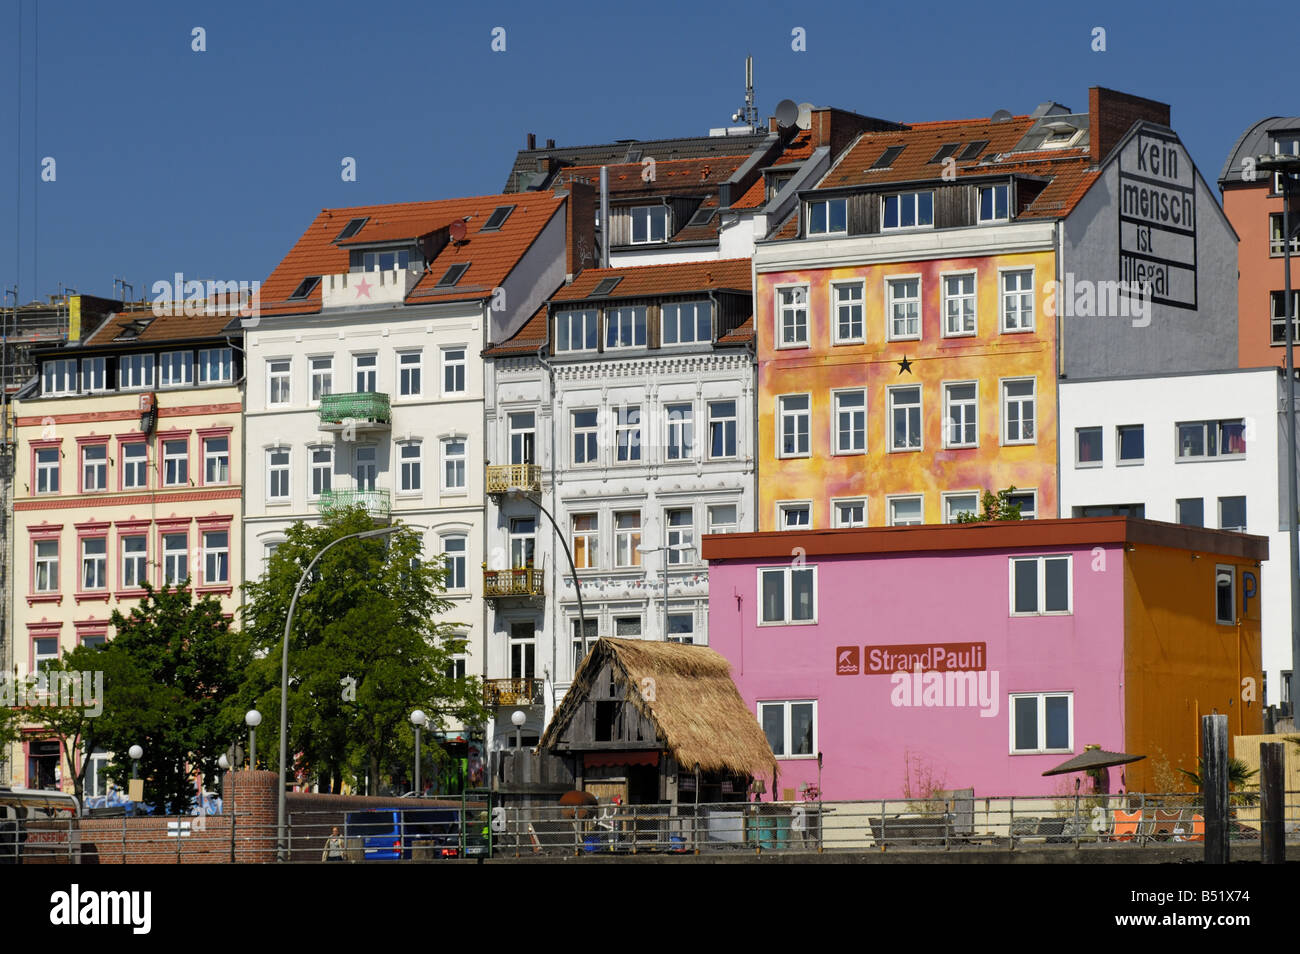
left=229, top=769, right=278, bottom=863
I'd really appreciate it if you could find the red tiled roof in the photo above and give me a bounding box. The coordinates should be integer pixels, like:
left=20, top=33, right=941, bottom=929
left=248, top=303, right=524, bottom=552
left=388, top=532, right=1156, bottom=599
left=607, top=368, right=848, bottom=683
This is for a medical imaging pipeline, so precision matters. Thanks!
left=484, top=301, right=551, bottom=357
left=549, top=258, right=752, bottom=302
left=82, top=310, right=237, bottom=347
left=771, top=129, right=814, bottom=166
left=556, top=156, right=748, bottom=196
left=718, top=315, right=754, bottom=345
left=257, top=192, right=565, bottom=317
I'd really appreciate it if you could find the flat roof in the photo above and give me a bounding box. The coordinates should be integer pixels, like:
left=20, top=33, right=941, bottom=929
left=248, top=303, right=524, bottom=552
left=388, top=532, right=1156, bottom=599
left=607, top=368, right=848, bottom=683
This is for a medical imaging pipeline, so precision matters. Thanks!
left=701, top=516, right=1268, bottom=563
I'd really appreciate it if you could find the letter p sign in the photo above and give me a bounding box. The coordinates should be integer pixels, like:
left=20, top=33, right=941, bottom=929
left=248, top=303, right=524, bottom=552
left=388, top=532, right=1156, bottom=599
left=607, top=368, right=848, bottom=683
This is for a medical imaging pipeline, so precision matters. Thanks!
left=1242, top=570, right=1258, bottom=615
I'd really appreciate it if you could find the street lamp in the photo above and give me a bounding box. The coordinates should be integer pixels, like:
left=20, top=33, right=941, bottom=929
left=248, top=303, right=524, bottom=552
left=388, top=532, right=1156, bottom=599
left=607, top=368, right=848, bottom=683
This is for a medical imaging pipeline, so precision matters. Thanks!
left=637, top=540, right=695, bottom=642
left=128, top=745, right=143, bottom=818
left=505, top=486, right=588, bottom=669
left=245, top=709, right=262, bottom=769
left=1259, top=152, right=1300, bottom=715
left=410, top=709, right=427, bottom=796
left=277, top=524, right=403, bottom=862
left=510, top=709, right=526, bottom=749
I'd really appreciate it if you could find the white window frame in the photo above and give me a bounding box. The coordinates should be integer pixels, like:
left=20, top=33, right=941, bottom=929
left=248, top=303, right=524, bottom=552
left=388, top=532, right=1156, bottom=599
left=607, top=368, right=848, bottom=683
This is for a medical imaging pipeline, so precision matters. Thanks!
left=82, top=443, right=108, bottom=492
left=1000, top=377, right=1037, bottom=446
left=442, top=535, right=468, bottom=590
left=832, top=388, right=866, bottom=455
left=978, top=184, right=1010, bottom=223
left=1009, top=555, right=1073, bottom=616
left=353, top=352, right=378, bottom=393
left=758, top=700, right=818, bottom=759
left=887, top=494, right=924, bottom=526
left=397, top=350, right=423, bottom=398
left=943, top=380, right=978, bottom=449
left=777, top=501, right=812, bottom=530
left=1218, top=496, right=1247, bottom=533
left=661, top=301, right=711, bottom=346
left=1009, top=692, right=1074, bottom=755
left=831, top=280, right=865, bottom=344
left=888, top=384, right=923, bottom=452
left=1006, top=490, right=1037, bottom=520
left=630, top=204, right=669, bottom=244
left=941, top=271, right=977, bottom=338
left=1117, top=424, right=1145, bottom=466
left=885, top=275, right=922, bottom=341
left=198, top=348, right=233, bottom=385
left=777, top=393, right=811, bottom=459
left=707, top=504, right=738, bottom=535
left=665, top=508, right=695, bottom=566
left=266, top=359, right=291, bottom=406
left=757, top=565, right=818, bottom=626
left=162, top=438, right=188, bottom=487
left=43, top=358, right=78, bottom=395
left=666, top=613, right=694, bottom=644
left=555, top=309, right=598, bottom=353
left=807, top=197, right=848, bottom=236
left=80, top=357, right=108, bottom=392
left=81, top=537, right=108, bottom=591
left=1175, top=419, right=1247, bottom=461
left=121, top=535, right=147, bottom=590
left=614, top=511, right=642, bottom=568
left=159, top=349, right=194, bottom=388
left=882, top=191, right=934, bottom=231
left=309, top=445, right=333, bottom=499
left=605, top=306, right=647, bottom=350
left=665, top=402, right=695, bottom=461
left=832, top=498, right=867, bottom=528
left=162, top=533, right=187, bottom=587
left=441, top=437, right=467, bottom=493
left=707, top=400, right=737, bottom=460
left=1216, top=564, right=1237, bottom=625
left=203, top=435, right=230, bottom=485
left=571, top=513, right=599, bottom=570
left=1075, top=426, right=1103, bottom=469
left=398, top=439, right=423, bottom=494
left=34, top=539, right=59, bottom=593
left=267, top=447, right=290, bottom=502
left=203, top=530, right=230, bottom=586
left=775, top=286, right=809, bottom=349
left=308, top=355, right=333, bottom=406
left=999, top=267, right=1035, bottom=333
left=441, top=346, right=467, bottom=395
left=35, top=448, right=59, bottom=494
left=942, top=491, right=980, bottom=524
left=615, top=404, right=642, bottom=463
left=118, top=353, right=155, bottom=391
left=571, top=409, right=599, bottom=466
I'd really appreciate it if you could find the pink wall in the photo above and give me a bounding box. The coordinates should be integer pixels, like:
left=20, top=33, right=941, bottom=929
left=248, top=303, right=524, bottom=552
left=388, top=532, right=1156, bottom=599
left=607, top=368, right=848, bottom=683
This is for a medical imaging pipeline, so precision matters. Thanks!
left=707, top=544, right=1127, bottom=800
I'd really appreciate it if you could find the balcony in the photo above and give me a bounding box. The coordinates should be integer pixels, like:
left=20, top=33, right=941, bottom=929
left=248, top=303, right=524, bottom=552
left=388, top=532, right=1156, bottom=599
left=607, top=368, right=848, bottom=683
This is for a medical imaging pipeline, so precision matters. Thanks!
left=321, top=266, right=422, bottom=310
left=318, top=392, right=391, bottom=432
left=315, top=488, right=391, bottom=519
left=483, top=567, right=545, bottom=599
left=484, top=677, right=545, bottom=707
left=486, top=464, right=542, bottom=495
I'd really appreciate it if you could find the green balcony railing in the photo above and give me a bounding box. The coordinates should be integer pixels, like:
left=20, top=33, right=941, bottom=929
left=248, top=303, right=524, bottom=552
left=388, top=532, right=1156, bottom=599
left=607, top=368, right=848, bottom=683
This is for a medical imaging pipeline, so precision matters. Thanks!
left=315, top=488, right=391, bottom=517
left=318, top=391, right=392, bottom=426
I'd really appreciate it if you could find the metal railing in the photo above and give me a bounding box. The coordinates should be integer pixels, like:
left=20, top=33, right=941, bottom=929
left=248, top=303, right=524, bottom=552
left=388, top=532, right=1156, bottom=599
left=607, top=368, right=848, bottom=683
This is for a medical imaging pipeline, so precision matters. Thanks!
left=486, top=464, right=542, bottom=495
left=483, top=567, right=544, bottom=598
left=484, top=678, right=545, bottom=707
left=315, top=488, right=391, bottom=517
left=318, top=391, right=392, bottom=426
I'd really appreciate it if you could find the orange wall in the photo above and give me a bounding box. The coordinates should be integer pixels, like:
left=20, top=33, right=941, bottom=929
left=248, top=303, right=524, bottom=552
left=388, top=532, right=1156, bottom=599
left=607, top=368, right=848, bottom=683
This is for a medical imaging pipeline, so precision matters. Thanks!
left=1122, top=545, right=1263, bottom=792
left=756, top=251, right=1058, bottom=529
left=1224, top=183, right=1300, bottom=368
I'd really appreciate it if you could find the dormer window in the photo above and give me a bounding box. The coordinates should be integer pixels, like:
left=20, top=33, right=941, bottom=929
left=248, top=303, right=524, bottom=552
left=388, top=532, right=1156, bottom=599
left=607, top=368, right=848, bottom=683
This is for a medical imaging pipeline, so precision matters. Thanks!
left=766, top=171, right=795, bottom=202
left=362, top=248, right=411, bottom=272
left=978, top=184, right=1010, bottom=223
left=1041, top=122, right=1082, bottom=149
left=883, top=191, right=934, bottom=230
left=42, top=359, right=77, bottom=396
left=807, top=198, right=847, bottom=236
left=630, top=206, right=669, bottom=244
left=555, top=309, right=598, bottom=353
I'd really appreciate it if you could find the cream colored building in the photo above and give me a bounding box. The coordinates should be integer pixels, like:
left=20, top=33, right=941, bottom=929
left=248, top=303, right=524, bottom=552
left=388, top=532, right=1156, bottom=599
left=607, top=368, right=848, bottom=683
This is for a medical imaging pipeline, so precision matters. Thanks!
left=5, top=308, right=243, bottom=793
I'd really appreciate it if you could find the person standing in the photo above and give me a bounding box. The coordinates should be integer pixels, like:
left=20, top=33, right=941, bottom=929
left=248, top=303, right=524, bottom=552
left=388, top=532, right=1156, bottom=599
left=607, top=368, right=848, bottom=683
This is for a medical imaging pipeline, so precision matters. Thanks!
left=322, top=826, right=346, bottom=862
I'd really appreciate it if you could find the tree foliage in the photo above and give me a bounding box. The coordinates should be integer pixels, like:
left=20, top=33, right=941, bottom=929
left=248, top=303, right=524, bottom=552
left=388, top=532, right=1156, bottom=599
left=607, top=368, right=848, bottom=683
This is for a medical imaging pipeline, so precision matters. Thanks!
left=238, top=508, right=486, bottom=794
left=25, top=645, right=111, bottom=803
left=955, top=486, right=1024, bottom=524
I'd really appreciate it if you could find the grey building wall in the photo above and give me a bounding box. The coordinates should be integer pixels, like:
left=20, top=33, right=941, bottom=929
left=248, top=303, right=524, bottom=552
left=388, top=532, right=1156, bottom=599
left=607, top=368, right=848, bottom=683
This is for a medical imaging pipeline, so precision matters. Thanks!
left=1061, top=123, right=1238, bottom=378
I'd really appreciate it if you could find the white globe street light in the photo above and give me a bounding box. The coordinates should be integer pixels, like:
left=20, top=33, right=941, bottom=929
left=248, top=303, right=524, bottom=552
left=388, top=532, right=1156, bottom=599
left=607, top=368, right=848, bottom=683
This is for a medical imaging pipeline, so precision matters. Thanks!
left=245, top=709, right=262, bottom=769
left=410, top=709, right=428, bottom=796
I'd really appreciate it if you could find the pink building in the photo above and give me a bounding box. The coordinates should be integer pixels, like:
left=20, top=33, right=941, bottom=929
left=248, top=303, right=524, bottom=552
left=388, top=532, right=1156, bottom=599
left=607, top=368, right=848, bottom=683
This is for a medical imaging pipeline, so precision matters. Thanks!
left=702, top=518, right=1265, bottom=800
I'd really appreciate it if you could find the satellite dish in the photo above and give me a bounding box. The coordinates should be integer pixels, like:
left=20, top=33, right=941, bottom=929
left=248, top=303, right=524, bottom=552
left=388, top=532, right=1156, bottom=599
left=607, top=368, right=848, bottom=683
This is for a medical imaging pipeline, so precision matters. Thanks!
left=991, top=109, right=1013, bottom=124
left=796, top=103, right=814, bottom=131
left=774, top=99, right=799, bottom=129
left=449, top=220, right=467, bottom=243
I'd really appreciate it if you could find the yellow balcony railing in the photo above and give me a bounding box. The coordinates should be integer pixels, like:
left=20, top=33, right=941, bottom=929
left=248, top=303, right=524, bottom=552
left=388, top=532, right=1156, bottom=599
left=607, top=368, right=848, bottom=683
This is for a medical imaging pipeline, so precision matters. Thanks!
left=486, top=463, right=542, bottom=494
left=484, top=678, right=545, bottom=707
left=483, top=567, right=544, bottom=598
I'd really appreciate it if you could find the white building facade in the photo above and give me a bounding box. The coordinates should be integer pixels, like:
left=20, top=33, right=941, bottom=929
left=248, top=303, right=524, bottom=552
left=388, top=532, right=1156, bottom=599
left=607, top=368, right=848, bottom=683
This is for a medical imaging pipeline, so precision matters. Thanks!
left=1060, top=367, right=1294, bottom=704
left=482, top=258, right=756, bottom=749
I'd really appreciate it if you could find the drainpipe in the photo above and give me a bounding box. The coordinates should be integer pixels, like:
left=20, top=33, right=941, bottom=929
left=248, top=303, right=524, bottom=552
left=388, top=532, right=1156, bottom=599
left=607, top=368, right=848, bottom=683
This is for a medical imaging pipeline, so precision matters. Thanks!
left=226, top=334, right=248, bottom=622
left=1054, top=220, right=1064, bottom=518
left=537, top=343, right=559, bottom=720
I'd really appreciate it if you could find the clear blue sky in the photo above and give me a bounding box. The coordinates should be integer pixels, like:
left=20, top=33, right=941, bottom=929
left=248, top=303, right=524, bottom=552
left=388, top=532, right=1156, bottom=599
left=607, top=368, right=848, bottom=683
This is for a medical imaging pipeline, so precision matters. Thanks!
left=1, top=0, right=1295, bottom=304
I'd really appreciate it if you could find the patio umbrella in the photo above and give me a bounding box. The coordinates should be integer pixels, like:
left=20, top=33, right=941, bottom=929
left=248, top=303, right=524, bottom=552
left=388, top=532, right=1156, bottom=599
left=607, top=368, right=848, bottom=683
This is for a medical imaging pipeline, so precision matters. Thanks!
left=558, top=790, right=598, bottom=820
left=1042, top=749, right=1145, bottom=776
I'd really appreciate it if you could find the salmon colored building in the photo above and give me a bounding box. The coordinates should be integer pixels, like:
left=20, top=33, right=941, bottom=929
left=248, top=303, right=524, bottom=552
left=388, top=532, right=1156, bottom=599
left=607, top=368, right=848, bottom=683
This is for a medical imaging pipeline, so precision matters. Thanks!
left=703, top=518, right=1265, bottom=799
left=753, top=88, right=1239, bottom=530
left=1219, top=117, right=1300, bottom=368
left=5, top=307, right=243, bottom=794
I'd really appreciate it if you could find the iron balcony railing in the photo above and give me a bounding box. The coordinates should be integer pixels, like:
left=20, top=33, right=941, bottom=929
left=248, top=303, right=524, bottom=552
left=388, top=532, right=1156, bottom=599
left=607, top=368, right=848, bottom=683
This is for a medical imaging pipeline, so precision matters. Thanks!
left=318, top=391, right=392, bottom=427
left=484, top=677, right=546, bottom=707
left=483, top=567, right=544, bottom=598
left=486, top=464, right=542, bottom=495
left=315, top=488, right=391, bottom=517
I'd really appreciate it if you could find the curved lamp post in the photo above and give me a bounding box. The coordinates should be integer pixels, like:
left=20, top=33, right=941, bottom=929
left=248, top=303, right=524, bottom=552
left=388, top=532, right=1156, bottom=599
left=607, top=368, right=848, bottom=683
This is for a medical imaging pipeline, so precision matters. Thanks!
left=277, top=524, right=402, bottom=861
left=505, top=486, right=587, bottom=670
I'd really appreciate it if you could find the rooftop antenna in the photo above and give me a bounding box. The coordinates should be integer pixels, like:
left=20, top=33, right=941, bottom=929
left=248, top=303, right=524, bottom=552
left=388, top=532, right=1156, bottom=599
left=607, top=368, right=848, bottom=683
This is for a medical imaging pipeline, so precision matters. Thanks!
left=732, top=56, right=758, bottom=129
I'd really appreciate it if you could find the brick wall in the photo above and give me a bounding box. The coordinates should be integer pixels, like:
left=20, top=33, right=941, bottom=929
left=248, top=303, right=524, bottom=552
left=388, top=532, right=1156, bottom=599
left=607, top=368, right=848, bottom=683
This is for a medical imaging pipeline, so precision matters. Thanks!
left=1089, top=87, right=1171, bottom=166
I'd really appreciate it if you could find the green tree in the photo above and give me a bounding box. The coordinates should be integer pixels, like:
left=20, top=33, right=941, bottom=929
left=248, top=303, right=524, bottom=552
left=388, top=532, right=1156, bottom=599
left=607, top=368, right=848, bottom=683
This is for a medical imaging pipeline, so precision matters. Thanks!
left=1179, top=757, right=1260, bottom=806
left=239, top=508, right=486, bottom=794
left=955, top=486, right=1024, bottom=523
left=92, top=583, right=250, bottom=813
left=25, top=645, right=111, bottom=803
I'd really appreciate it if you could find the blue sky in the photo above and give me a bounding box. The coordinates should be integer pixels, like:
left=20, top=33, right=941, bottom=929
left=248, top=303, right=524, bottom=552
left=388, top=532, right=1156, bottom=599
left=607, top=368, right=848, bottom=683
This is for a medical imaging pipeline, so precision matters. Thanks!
left=1, top=0, right=1295, bottom=304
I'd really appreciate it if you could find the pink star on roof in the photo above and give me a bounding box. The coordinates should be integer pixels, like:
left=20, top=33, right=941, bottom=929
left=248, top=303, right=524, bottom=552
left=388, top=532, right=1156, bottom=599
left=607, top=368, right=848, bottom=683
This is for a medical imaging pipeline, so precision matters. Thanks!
left=355, top=276, right=373, bottom=299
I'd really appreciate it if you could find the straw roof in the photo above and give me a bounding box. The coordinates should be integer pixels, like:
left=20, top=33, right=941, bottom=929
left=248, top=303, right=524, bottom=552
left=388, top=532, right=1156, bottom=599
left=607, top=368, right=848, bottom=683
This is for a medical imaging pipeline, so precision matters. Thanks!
left=540, top=638, right=777, bottom=783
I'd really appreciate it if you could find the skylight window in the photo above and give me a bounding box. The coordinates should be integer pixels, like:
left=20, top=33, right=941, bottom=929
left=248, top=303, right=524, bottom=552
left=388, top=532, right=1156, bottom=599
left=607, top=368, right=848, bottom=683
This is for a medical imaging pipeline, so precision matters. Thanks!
left=334, top=217, right=368, bottom=242
left=929, top=143, right=960, bottom=164
left=686, top=207, right=716, bottom=227
left=871, top=146, right=905, bottom=170
left=958, top=140, right=989, bottom=161
left=591, top=277, right=623, bottom=296
left=289, top=276, right=321, bottom=300
left=435, top=263, right=471, bottom=287
left=481, top=206, right=515, bottom=231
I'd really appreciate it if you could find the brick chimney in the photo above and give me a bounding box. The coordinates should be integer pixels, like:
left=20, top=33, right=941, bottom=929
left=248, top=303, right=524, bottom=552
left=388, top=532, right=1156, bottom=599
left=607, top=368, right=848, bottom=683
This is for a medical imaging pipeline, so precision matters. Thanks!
left=810, top=107, right=909, bottom=158
left=1089, top=87, right=1171, bottom=166
left=562, top=178, right=597, bottom=279
left=527, top=132, right=536, bottom=150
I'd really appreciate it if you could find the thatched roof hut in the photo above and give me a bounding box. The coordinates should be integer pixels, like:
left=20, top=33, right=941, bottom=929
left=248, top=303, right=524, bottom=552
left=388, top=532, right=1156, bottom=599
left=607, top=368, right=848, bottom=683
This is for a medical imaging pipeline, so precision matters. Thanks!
left=540, top=638, right=777, bottom=795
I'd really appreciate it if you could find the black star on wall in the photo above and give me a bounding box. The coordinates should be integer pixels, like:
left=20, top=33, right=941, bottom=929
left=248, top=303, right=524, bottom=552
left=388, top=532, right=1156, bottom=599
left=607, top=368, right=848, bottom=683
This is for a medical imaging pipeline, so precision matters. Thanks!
left=897, top=356, right=913, bottom=375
